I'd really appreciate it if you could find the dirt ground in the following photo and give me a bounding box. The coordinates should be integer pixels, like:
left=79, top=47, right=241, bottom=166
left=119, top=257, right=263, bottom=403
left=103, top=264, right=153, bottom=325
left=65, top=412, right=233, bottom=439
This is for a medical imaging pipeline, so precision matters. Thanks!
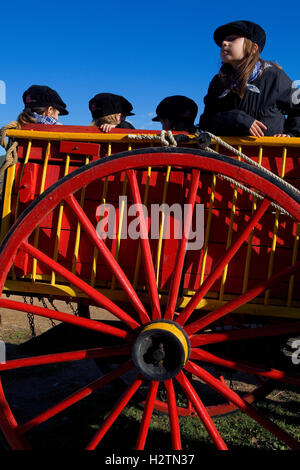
left=0, top=294, right=116, bottom=342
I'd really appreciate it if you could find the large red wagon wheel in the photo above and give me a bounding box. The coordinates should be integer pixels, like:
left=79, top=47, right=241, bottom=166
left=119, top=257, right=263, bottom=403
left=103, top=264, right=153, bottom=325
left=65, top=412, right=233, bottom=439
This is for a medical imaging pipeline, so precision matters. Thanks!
left=0, top=147, right=300, bottom=450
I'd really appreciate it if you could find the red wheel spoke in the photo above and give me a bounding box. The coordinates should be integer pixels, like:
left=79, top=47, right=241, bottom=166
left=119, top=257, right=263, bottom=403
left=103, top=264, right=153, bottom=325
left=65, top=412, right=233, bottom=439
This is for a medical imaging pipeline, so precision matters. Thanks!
left=185, top=259, right=300, bottom=336
left=165, top=170, right=200, bottom=321
left=86, top=375, right=143, bottom=450
left=0, top=297, right=131, bottom=341
left=17, top=360, right=134, bottom=436
left=136, top=381, right=159, bottom=450
left=185, top=360, right=300, bottom=450
left=21, top=241, right=140, bottom=331
left=164, top=379, right=182, bottom=450
left=176, top=371, right=228, bottom=450
left=0, top=345, right=131, bottom=372
left=126, top=169, right=161, bottom=320
left=191, top=322, right=300, bottom=347
left=66, top=194, right=150, bottom=324
left=191, top=348, right=300, bottom=387
left=177, top=198, right=271, bottom=326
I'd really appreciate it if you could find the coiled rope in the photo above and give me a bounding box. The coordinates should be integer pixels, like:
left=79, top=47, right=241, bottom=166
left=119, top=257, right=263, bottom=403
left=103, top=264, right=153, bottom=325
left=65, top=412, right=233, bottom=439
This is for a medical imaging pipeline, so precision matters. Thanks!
left=128, top=130, right=178, bottom=147
left=0, top=121, right=20, bottom=177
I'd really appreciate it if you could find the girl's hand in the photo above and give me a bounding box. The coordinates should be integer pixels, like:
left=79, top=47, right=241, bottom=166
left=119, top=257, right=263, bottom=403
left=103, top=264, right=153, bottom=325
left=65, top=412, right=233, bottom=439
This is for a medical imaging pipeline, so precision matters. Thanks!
left=99, top=123, right=117, bottom=133
left=273, top=134, right=291, bottom=137
left=249, top=120, right=267, bottom=137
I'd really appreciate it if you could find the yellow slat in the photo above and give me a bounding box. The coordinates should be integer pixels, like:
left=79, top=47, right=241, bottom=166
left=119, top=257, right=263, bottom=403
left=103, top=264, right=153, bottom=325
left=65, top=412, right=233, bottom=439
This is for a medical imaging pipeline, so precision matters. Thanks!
left=219, top=145, right=241, bottom=301
left=51, top=155, right=71, bottom=285
left=264, top=147, right=287, bottom=305
left=133, top=166, right=152, bottom=290
left=32, top=141, right=51, bottom=281
left=242, top=146, right=264, bottom=293
left=287, top=222, right=300, bottom=307
left=14, top=140, right=32, bottom=222
left=71, top=156, right=90, bottom=275
left=155, top=165, right=171, bottom=286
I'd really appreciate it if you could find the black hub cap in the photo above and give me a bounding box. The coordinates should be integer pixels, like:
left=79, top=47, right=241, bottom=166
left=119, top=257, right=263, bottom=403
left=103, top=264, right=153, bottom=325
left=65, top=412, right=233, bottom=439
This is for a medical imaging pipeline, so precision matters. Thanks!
left=132, top=320, right=191, bottom=381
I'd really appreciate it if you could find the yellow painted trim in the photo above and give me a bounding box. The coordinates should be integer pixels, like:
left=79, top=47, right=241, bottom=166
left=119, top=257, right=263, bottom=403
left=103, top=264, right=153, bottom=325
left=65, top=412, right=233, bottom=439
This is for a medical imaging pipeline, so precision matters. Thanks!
left=141, top=322, right=189, bottom=364
left=133, top=166, right=152, bottom=289
left=219, top=146, right=241, bottom=301
left=32, top=141, right=51, bottom=281
left=91, top=144, right=112, bottom=287
left=5, top=129, right=300, bottom=147
left=210, top=136, right=300, bottom=147
left=287, top=222, right=300, bottom=307
left=0, top=165, right=16, bottom=242
left=72, top=157, right=89, bottom=274
left=51, top=154, right=71, bottom=285
left=5, top=129, right=196, bottom=144
left=242, top=146, right=264, bottom=294
left=155, top=165, right=171, bottom=285
left=111, top=173, right=128, bottom=290
left=200, top=171, right=217, bottom=286
left=3, top=277, right=300, bottom=319
left=14, top=140, right=32, bottom=222
left=264, top=147, right=287, bottom=305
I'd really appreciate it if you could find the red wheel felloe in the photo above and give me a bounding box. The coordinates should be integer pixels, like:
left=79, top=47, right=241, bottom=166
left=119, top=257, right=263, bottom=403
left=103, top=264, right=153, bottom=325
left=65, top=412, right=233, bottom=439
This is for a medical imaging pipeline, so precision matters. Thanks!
left=0, top=147, right=299, bottom=450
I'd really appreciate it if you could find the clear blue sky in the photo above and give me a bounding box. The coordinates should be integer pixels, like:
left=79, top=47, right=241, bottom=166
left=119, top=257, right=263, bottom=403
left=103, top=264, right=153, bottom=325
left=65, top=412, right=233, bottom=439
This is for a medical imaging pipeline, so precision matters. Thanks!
left=0, top=0, right=299, bottom=130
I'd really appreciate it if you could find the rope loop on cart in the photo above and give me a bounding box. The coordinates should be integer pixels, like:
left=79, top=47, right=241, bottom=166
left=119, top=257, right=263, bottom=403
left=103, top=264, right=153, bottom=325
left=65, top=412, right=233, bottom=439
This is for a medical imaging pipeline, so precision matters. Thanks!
left=127, top=130, right=177, bottom=147
left=0, top=121, right=20, bottom=177
left=0, top=141, right=18, bottom=177
left=0, top=121, right=19, bottom=149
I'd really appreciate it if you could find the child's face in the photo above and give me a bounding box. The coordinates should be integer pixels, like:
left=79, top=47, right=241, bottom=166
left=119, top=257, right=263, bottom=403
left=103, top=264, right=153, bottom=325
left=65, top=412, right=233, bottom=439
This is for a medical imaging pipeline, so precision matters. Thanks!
left=220, top=35, right=245, bottom=66
left=160, top=118, right=172, bottom=130
left=44, top=106, right=60, bottom=120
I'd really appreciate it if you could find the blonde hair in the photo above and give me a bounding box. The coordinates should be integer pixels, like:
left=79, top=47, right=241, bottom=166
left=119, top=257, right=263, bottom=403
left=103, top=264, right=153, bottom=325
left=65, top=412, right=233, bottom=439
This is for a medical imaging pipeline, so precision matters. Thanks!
left=17, top=107, right=49, bottom=126
left=91, top=113, right=121, bottom=127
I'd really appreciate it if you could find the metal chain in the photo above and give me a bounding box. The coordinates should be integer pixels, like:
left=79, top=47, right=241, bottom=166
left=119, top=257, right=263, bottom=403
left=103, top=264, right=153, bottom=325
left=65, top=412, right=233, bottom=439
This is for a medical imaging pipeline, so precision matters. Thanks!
left=65, top=299, right=79, bottom=316
left=38, top=296, right=57, bottom=328
left=24, top=296, right=36, bottom=338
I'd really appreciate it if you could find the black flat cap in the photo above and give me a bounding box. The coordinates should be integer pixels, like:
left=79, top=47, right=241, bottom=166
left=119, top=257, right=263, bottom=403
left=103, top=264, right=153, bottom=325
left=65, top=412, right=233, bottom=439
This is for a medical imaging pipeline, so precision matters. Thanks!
left=89, top=93, right=134, bottom=119
left=23, top=85, right=68, bottom=115
left=214, top=20, right=266, bottom=51
left=152, top=95, right=198, bottom=122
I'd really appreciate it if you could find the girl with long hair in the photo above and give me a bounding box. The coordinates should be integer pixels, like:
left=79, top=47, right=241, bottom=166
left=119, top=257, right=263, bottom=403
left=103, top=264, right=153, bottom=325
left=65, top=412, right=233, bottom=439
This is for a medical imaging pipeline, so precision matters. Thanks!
left=199, top=21, right=300, bottom=137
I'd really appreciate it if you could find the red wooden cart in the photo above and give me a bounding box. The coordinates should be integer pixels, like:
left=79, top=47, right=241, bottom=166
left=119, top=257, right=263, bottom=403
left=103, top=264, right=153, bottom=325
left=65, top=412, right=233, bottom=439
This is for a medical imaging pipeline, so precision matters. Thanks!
left=0, top=124, right=299, bottom=450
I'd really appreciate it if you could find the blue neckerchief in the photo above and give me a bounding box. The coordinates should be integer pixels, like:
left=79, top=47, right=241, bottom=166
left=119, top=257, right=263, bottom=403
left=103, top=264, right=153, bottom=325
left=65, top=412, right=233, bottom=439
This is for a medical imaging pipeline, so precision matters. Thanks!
left=32, top=112, right=62, bottom=125
left=248, top=60, right=262, bottom=83
left=219, top=61, right=271, bottom=98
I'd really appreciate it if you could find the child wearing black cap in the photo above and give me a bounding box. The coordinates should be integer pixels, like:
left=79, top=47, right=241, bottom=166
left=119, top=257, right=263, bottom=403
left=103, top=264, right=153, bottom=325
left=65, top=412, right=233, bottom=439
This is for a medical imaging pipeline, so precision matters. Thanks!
left=89, top=93, right=135, bottom=132
left=199, top=20, right=300, bottom=137
left=152, top=95, right=198, bottom=133
left=18, top=85, right=68, bottom=126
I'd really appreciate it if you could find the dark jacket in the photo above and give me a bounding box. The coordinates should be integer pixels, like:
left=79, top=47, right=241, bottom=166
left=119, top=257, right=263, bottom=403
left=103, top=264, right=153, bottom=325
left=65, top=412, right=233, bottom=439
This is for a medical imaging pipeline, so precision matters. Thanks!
left=117, top=120, right=135, bottom=129
left=199, top=62, right=300, bottom=136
